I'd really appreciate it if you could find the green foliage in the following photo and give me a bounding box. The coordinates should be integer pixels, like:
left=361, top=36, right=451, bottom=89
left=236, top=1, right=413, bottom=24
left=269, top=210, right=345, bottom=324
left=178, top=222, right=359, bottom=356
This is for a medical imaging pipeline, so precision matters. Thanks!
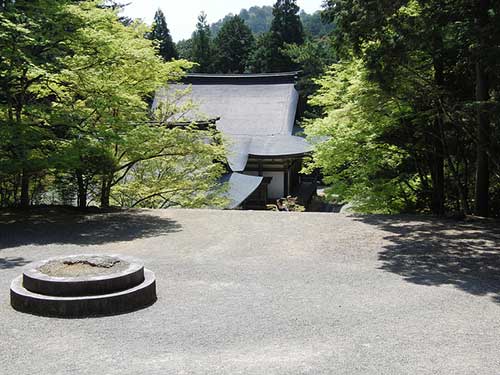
left=300, top=10, right=335, bottom=38
left=285, top=38, right=336, bottom=82
left=305, top=60, right=418, bottom=213
left=0, top=0, right=82, bottom=206
left=211, top=6, right=330, bottom=39
left=184, top=3, right=329, bottom=75
left=247, top=32, right=277, bottom=73
left=191, top=12, right=213, bottom=73
left=211, top=6, right=274, bottom=36
left=148, top=9, right=178, bottom=61
left=0, top=0, right=227, bottom=209
left=311, top=0, right=500, bottom=216
left=212, top=16, right=254, bottom=73
left=285, top=37, right=337, bottom=116
left=249, top=0, right=305, bottom=73
left=109, top=122, right=227, bottom=209
left=176, top=38, right=194, bottom=60
left=270, top=0, right=304, bottom=45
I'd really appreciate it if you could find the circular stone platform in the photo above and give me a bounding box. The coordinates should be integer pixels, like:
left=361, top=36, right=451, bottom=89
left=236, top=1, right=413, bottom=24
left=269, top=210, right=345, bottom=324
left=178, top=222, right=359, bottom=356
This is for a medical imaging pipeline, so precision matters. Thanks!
left=10, top=254, right=156, bottom=318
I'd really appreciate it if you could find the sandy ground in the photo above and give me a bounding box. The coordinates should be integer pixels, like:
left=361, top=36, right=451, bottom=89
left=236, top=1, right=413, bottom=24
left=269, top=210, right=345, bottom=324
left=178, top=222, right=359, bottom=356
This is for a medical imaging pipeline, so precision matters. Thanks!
left=0, top=208, right=499, bottom=375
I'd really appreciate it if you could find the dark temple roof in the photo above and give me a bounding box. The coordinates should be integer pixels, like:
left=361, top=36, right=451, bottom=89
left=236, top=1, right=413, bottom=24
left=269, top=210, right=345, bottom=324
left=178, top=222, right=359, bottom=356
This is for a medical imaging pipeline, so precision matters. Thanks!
left=183, top=72, right=300, bottom=85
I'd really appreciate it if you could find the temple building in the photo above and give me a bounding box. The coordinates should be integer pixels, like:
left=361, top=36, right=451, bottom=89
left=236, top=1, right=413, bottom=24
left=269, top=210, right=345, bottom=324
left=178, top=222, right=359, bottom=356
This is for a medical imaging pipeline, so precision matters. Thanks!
left=154, top=72, right=316, bottom=209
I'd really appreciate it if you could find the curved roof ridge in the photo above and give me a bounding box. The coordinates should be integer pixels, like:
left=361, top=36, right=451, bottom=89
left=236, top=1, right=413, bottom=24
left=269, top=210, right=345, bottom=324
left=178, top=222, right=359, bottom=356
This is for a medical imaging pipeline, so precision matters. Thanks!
left=183, top=72, right=300, bottom=85
left=186, top=72, right=300, bottom=78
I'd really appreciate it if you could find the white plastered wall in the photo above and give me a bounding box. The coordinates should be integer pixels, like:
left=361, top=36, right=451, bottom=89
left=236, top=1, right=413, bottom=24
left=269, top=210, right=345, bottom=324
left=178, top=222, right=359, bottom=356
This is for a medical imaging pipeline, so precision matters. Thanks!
left=244, top=171, right=285, bottom=200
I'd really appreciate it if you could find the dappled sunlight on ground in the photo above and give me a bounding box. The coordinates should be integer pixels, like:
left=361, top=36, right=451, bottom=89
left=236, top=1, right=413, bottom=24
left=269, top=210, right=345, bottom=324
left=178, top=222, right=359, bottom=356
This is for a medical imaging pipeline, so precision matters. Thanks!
left=354, top=215, right=500, bottom=304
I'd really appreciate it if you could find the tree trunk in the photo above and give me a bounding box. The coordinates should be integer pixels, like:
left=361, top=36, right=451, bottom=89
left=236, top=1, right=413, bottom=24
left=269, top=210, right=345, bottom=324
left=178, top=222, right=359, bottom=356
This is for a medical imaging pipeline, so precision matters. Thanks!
left=100, top=177, right=111, bottom=208
left=430, top=144, right=445, bottom=216
left=430, top=39, right=446, bottom=216
left=20, top=170, right=30, bottom=208
left=474, top=0, right=491, bottom=217
left=459, top=185, right=470, bottom=215
left=76, top=171, right=87, bottom=208
left=474, top=62, right=490, bottom=216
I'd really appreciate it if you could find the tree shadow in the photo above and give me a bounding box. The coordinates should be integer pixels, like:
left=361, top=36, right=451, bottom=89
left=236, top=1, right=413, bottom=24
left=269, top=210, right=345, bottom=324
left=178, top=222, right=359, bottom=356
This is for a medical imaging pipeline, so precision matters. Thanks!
left=0, top=257, right=31, bottom=269
left=0, top=207, right=182, bottom=250
left=353, top=215, right=500, bottom=304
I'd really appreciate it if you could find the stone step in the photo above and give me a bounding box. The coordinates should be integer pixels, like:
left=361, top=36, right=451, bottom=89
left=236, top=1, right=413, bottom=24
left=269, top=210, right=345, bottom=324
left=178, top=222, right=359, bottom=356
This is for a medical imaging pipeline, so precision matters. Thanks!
left=22, top=254, right=145, bottom=297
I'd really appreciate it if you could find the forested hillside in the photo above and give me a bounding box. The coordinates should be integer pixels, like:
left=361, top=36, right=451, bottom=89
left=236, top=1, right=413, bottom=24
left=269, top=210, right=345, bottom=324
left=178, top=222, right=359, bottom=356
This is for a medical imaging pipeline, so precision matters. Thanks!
left=176, top=1, right=334, bottom=78
left=210, top=6, right=333, bottom=38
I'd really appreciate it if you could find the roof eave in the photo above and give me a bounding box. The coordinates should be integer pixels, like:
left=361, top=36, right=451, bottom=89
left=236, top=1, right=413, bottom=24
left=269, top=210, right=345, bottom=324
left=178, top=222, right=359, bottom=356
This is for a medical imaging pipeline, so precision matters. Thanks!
left=247, top=151, right=312, bottom=160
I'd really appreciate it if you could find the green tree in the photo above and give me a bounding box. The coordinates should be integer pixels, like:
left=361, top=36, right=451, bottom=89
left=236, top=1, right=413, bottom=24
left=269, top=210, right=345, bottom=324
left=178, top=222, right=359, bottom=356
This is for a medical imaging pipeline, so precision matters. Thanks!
left=0, top=1, right=227, bottom=209
left=148, top=9, right=178, bottom=61
left=248, top=32, right=276, bottom=73
left=305, top=60, right=420, bottom=213
left=315, top=0, right=500, bottom=216
left=249, top=0, right=304, bottom=72
left=213, top=16, right=254, bottom=73
left=52, top=2, right=225, bottom=208
left=285, top=37, right=336, bottom=117
left=0, top=0, right=81, bottom=207
left=191, top=12, right=213, bottom=73
left=270, top=0, right=304, bottom=45
left=299, top=10, right=334, bottom=38
left=176, top=38, right=194, bottom=60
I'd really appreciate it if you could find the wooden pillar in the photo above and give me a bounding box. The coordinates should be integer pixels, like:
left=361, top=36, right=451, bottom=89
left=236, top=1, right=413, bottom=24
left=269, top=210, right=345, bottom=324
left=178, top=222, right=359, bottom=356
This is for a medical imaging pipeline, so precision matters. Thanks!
left=283, top=161, right=290, bottom=196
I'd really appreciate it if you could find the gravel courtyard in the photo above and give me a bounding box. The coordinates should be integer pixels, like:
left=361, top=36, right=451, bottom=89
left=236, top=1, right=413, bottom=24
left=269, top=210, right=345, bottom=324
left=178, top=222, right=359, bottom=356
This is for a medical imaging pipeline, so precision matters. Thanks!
left=1, top=208, right=499, bottom=375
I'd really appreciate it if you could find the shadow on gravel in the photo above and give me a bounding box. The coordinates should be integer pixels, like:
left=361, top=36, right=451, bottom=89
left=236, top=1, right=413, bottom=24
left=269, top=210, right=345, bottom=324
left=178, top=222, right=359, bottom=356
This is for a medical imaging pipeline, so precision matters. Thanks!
left=0, top=207, right=182, bottom=250
left=0, top=257, right=31, bottom=269
left=354, top=215, right=500, bottom=304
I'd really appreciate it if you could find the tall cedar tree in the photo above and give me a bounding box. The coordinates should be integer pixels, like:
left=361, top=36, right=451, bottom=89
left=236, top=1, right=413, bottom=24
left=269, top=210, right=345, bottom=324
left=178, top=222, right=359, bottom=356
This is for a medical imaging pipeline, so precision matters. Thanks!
left=270, top=0, right=304, bottom=45
left=191, top=12, right=213, bottom=73
left=250, top=0, right=304, bottom=73
left=148, top=9, right=178, bottom=61
left=213, top=16, right=254, bottom=73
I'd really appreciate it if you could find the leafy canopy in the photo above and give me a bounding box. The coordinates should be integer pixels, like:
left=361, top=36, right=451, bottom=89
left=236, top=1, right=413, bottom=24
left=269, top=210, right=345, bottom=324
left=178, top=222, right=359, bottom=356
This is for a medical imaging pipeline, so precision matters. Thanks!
left=0, top=0, right=227, bottom=209
left=305, top=60, right=417, bottom=213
